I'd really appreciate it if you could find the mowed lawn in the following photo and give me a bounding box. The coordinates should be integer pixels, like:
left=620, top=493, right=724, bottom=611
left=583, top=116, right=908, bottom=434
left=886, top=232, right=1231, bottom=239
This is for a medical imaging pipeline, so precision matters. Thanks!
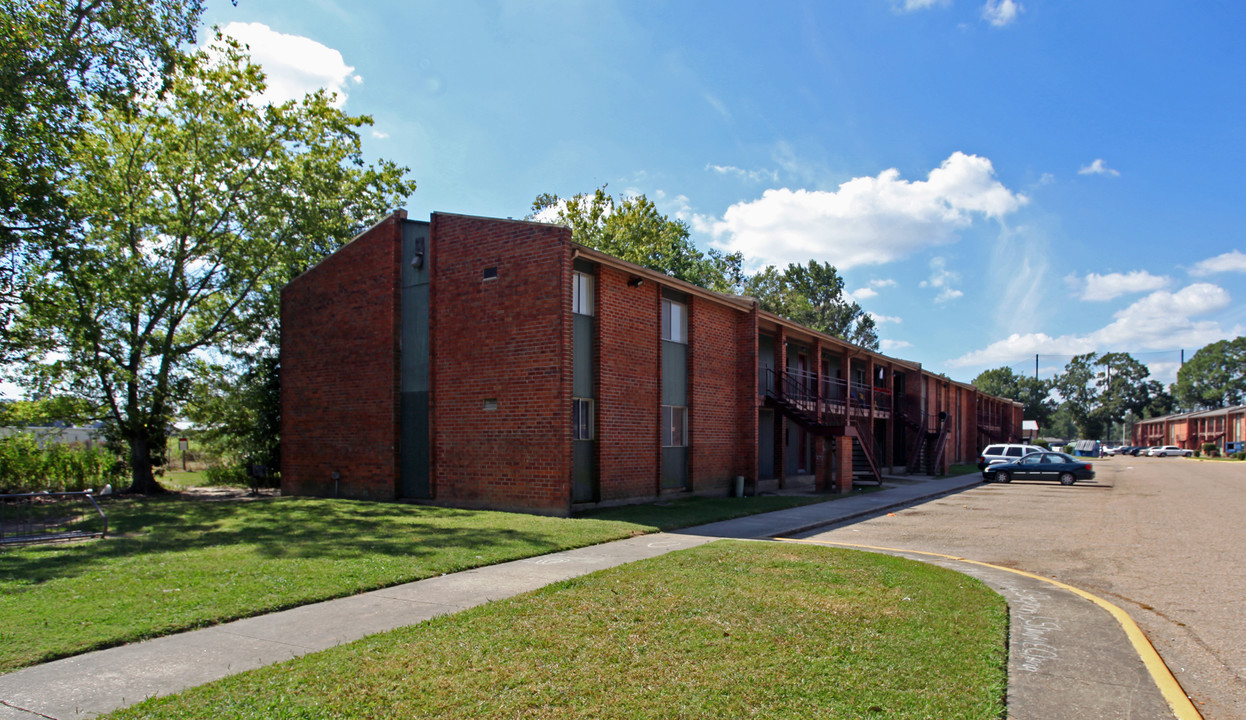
left=0, top=492, right=828, bottom=672
left=107, top=541, right=1008, bottom=720
left=0, top=496, right=646, bottom=672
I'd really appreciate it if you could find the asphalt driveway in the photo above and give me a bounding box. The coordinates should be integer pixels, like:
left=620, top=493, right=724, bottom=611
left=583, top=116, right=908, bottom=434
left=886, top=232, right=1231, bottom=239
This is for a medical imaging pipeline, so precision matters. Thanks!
left=793, top=457, right=1246, bottom=720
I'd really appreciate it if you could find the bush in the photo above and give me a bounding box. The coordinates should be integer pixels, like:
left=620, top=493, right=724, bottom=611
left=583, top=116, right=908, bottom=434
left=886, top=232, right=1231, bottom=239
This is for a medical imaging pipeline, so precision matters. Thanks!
left=0, top=433, right=124, bottom=493
left=1032, top=439, right=1050, bottom=449
left=1201, top=442, right=1220, bottom=458
left=1235, top=451, right=1246, bottom=461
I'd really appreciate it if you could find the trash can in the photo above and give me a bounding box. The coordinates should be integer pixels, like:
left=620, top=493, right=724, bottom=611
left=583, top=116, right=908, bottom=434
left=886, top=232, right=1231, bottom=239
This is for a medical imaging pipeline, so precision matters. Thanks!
left=734, top=476, right=745, bottom=498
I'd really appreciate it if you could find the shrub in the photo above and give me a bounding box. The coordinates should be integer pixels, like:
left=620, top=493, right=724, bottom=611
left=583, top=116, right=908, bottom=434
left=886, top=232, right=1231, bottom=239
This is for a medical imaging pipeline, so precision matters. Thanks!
left=1201, top=442, right=1220, bottom=458
left=0, top=433, right=124, bottom=493
left=1236, top=451, right=1246, bottom=461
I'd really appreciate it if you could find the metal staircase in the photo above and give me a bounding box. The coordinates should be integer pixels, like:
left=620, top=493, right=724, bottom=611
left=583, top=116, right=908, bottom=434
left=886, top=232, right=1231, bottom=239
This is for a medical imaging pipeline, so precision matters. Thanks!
left=762, top=367, right=883, bottom=485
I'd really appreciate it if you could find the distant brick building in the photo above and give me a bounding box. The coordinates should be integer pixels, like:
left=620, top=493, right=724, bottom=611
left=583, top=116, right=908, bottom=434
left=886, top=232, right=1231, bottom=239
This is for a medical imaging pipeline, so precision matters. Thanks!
left=281, top=210, right=1023, bottom=515
left=1132, top=406, right=1246, bottom=453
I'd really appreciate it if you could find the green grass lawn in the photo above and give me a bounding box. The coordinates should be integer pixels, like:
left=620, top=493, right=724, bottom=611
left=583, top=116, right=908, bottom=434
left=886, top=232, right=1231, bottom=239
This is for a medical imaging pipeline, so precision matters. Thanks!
left=0, top=496, right=647, bottom=672
left=0, top=491, right=854, bottom=673
left=106, top=541, right=1008, bottom=720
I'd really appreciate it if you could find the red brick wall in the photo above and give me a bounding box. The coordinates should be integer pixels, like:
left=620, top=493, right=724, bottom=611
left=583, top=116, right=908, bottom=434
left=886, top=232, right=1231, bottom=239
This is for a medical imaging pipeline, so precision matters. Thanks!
left=689, top=297, right=753, bottom=491
left=281, top=213, right=404, bottom=500
left=596, top=265, right=660, bottom=502
left=428, top=214, right=573, bottom=516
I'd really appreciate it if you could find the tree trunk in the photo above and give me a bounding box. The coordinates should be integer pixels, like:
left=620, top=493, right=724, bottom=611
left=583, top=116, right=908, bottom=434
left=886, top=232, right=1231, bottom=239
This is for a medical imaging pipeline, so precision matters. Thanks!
left=125, top=433, right=164, bottom=494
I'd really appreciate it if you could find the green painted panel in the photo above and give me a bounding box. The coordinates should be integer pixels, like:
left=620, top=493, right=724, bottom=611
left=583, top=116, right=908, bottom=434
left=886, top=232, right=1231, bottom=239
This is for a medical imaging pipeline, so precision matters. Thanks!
left=661, top=446, right=688, bottom=490
left=661, top=340, right=687, bottom=406
left=574, top=313, right=594, bottom=398
left=572, top=441, right=595, bottom=502
left=399, top=391, right=430, bottom=498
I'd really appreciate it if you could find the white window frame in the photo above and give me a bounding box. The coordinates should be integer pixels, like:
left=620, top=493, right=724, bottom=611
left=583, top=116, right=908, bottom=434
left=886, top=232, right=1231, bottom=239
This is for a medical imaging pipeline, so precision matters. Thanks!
left=572, top=271, right=594, bottom=316
left=572, top=398, right=594, bottom=441
left=661, top=405, right=687, bottom=447
left=661, top=298, right=686, bottom=343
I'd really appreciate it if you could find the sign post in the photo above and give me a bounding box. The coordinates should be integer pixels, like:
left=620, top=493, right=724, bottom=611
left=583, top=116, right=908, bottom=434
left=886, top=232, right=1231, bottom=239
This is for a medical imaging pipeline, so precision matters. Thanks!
left=178, top=437, right=189, bottom=471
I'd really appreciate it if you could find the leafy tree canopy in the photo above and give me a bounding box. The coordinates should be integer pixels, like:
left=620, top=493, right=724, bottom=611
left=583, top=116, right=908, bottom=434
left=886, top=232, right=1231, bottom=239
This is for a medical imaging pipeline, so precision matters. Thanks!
left=7, top=36, right=415, bottom=492
left=970, top=366, right=1056, bottom=428
left=530, top=188, right=744, bottom=294
left=744, top=262, right=879, bottom=350
left=531, top=187, right=878, bottom=350
left=1173, top=336, right=1246, bottom=410
left=1, top=0, right=205, bottom=282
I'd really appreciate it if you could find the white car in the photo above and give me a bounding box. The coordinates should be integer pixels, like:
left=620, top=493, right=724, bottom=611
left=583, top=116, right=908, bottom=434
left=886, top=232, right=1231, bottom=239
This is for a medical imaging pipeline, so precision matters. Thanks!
left=1147, top=445, right=1192, bottom=457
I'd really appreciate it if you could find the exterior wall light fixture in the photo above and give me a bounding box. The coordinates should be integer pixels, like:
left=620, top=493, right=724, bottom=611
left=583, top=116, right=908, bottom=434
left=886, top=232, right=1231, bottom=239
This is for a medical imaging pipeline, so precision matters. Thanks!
left=627, top=276, right=644, bottom=287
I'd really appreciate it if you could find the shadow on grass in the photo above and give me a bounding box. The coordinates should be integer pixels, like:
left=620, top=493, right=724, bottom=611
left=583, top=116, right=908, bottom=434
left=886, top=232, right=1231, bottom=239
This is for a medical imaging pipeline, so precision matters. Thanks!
left=1, top=497, right=600, bottom=588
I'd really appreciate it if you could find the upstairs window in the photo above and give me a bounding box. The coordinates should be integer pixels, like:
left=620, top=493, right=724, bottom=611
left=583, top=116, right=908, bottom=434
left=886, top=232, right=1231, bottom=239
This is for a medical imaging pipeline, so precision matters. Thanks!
left=572, top=271, right=593, bottom=316
left=661, top=298, right=686, bottom=343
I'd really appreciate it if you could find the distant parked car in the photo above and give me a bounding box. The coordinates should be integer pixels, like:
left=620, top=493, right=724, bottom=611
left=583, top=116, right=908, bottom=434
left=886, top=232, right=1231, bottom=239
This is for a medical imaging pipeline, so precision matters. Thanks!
left=1147, top=445, right=1192, bottom=457
left=1103, top=445, right=1130, bottom=456
left=1129, top=446, right=1150, bottom=456
left=978, top=443, right=1042, bottom=473
left=983, top=451, right=1096, bottom=485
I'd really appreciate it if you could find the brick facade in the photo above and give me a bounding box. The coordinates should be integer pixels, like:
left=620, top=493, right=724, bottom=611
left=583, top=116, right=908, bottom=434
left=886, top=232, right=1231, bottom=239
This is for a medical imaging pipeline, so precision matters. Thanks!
left=281, top=211, right=1025, bottom=515
left=281, top=212, right=404, bottom=499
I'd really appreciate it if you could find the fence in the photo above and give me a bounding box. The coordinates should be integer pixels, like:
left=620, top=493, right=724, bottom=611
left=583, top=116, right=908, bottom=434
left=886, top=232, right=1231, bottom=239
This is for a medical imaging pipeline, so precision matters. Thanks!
left=0, top=491, right=108, bottom=546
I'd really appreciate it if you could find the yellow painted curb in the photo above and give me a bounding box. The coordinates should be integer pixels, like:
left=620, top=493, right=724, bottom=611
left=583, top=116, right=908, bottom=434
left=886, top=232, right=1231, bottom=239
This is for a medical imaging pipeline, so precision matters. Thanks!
left=778, top=537, right=1204, bottom=720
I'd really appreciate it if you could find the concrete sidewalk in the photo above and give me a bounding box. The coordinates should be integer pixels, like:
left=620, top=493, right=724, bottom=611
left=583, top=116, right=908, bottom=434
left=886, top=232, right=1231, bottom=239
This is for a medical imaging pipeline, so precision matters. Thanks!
left=0, top=474, right=1183, bottom=719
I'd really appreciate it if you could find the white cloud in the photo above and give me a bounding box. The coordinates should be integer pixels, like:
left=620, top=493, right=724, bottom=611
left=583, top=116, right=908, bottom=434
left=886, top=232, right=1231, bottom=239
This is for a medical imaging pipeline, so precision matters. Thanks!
left=371, top=129, right=390, bottom=140
left=853, top=279, right=897, bottom=300
left=869, top=313, right=903, bottom=324
left=1078, top=158, right=1120, bottom=177
left=217, top=22, right=358, bottom=108
left=881, top=339, right=914, bottom=352
left=982, top=0, right=1022, bottom=27
left=1072, top=271, right=1169, bottom=301
left=1189, top=249, right=1246, bottom=276
left=706, top=164, right=780, bottom=184
left=920, top=256, right=963, bottom=303
left=949, top=283, right=1241, bottom=368
left=898, top=0, right=948, bottom=11
left=698, top=152, right=1027, bottom=270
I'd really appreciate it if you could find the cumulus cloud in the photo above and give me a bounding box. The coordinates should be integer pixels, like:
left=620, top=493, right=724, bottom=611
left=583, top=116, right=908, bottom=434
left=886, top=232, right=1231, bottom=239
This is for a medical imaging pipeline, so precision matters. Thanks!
left=1078, top=158, right=1120, bottom=177
left=983, top=0, right=1022, bottom=27
left=869, top=313, right=903, bottom=324
left=1071, top=270, right=1169, bottom=301
left=1189, top=249, right=1246, bottom=276
left=217, top=22, right=358, bottom=108
left=852, top=278, right=897, bottom=300
left=949, top=283, right=1240, bottom=367
left=897, top=0, right=948, bottom=10
left=920, top=256, right=963, bottom=303
left=698, top=152, right=1027, bottom=270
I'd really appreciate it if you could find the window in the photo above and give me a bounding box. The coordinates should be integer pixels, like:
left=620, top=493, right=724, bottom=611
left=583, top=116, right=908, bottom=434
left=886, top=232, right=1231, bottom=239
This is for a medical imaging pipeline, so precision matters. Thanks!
left=572, top=398, right=593, bottom=440
left=661, top=298, right=686, bottom=343
left=572, top=271, right=593, bottom=316
left=661, top=405, right=687, bottom=447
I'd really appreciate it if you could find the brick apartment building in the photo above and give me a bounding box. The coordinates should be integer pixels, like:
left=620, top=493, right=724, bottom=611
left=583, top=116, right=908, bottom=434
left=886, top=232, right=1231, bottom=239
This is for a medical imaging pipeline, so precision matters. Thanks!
left=281, top=210, right=1024, bottom=516
left=1132, top=405, right=1246, bottom=454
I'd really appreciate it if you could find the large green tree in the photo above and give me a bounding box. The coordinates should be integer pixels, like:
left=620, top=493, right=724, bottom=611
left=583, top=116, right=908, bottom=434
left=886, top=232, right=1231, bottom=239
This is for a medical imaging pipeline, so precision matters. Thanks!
left=529, top=187, right=745, bottom=294
left=8, top=37, right=414, bottom=493
left=1, top=0, right=205, bottom=328
left=971, top=366, right=1055, bottom=429
left=1173, top=337, right=1246, bottom=410
left=1053, top=353, right=1105, bottom=439
left=745, top=261, right=879, bottom=350
left=1093, top=352, right=1154, bottom=428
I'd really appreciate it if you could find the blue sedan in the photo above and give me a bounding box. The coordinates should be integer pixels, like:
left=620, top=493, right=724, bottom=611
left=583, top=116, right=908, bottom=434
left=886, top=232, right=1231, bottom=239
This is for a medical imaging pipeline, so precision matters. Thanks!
left=983, top=451, right=1096, bottom=485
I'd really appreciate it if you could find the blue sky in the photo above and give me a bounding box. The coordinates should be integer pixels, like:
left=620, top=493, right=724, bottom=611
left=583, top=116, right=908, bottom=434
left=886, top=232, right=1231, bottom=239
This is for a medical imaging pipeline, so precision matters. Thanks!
left=200, top=0, right=1246, bottom=387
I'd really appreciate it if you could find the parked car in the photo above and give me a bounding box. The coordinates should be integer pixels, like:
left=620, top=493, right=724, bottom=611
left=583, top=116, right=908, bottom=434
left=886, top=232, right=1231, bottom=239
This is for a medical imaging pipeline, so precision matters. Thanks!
left=977, top=443, right=1042, bottom=473
left=1103, top=445, right=1130, bottom=455
left=1147, top=445, right=1192, bottom=457
left=983, top=451, right=1096, bottom=485
left=1129, top=446, right=1150, bottom=456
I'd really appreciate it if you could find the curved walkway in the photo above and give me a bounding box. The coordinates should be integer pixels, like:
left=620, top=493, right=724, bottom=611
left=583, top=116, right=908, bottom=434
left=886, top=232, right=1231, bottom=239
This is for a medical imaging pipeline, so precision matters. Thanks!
left=0, top=474, right=1197, bottom=719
